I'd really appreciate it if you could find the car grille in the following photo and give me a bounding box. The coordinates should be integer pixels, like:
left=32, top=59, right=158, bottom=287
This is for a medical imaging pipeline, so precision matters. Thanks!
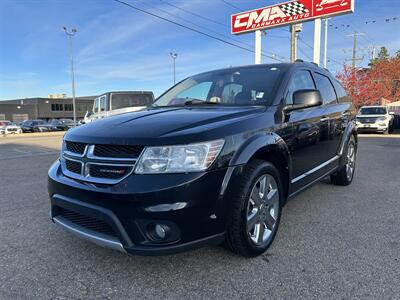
left=7, top=128, right=17, bottom=132
left=62, top=140, right=142, bottom=184
left=358, top=117, right=378, bottom=124
left=58, top=207, right=116, bottom=237
left=65, top=141, right=86, bottom=155
left=65, top=159, right=82, bottom=174
left=93, top=144, right=144, bottom=159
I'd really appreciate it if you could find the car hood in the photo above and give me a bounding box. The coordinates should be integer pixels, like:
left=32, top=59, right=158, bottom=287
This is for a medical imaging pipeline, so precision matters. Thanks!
left=66, top=106, right=268, bottom=145
left=6, top=125, right=21, bottom=129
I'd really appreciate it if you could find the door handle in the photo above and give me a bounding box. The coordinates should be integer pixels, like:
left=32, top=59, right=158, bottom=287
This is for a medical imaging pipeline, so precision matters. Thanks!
left=320, top=117, right=330, bottom=122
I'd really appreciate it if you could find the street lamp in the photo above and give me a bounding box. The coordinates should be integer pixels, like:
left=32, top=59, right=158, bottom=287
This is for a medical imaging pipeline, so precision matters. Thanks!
left=169, top=52, right=178, bottom=85
left=63, top=26, right=77, bottom=126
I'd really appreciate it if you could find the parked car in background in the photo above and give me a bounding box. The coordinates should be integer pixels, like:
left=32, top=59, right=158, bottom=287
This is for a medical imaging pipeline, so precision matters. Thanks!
left=49, top=62, right=357, bottom=257
left=21, top=120, right=47, bottom=133
left=34, top=119, right=75, bottom=132
left=0, top=120, right=11, bottom=134
left=356, top=105, right=394, bottom=134
left=82, top=91, right=154, bottom=124
left=4, top=122, right=23, bottom=134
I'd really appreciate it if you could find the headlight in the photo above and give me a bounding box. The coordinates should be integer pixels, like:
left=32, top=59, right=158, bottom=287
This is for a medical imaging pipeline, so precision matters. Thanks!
left=135, top=139, right=225, bottom=174
left=376, top=117, right=387, bottom=122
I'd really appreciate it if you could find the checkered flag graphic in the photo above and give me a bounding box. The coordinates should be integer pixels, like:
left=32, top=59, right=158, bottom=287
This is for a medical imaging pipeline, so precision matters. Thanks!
left=280, top=1, right=309, bottom=16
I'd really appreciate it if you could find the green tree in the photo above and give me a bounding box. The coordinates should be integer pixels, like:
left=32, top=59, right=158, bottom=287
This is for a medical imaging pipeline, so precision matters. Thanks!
left=370, top=46, right=390, bottom=66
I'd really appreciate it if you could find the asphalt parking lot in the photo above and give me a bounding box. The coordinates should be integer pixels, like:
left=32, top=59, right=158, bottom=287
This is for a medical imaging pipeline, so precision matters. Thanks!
left=1, top=134, right=399, bottom=299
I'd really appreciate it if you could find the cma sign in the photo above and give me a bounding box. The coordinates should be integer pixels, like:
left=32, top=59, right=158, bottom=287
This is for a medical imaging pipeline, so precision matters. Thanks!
left=231, top=0, right=354, bottom=34
left=233, top=7, right=308, bottom=30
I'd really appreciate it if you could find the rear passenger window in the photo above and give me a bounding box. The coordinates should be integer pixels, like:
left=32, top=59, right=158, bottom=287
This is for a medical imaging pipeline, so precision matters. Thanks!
left=314, top=73, right=337, bottom=104
left=286, top=70, right=316, bottom=104
left=333, top=80, right=350, bottom=103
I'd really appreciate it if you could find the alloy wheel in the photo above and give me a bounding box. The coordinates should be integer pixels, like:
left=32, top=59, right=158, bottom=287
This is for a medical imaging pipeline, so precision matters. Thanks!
left=346, top=143, right=355, bottom=181
left=246, top=174, right=280, bottom=246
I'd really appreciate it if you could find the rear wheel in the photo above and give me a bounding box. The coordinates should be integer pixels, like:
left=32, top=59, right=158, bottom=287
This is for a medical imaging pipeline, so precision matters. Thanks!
left=331, top=135, right=356, bottom=186
left=225, top=160, right=283, bottom=257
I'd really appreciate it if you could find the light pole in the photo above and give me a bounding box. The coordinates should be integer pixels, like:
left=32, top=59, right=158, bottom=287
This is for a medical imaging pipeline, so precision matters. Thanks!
left=63, top=26, right=77, bottom=126
left=170, top=52, right=178, bottom=85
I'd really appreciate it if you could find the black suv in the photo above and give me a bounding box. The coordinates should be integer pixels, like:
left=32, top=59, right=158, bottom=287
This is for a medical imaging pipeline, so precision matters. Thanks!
left=21, top=120, right=46, bottom=133
left=48, top=62, right=357, bottom=257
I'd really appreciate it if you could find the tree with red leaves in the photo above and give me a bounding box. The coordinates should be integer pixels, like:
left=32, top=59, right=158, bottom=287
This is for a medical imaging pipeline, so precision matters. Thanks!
left=337, top=54, right=400, bottom=108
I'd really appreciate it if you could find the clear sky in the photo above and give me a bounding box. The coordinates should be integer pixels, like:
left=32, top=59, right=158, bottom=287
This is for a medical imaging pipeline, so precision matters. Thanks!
left=0, top=0, right=399, bottom=100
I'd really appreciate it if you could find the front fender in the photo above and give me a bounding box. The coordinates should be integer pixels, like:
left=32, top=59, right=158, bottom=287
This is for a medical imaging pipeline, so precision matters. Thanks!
left=230, top=132, right=291, bottom=167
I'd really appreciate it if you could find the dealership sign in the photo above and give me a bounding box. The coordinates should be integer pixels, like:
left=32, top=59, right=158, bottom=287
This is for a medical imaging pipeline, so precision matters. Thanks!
left=231, top=0, right=354, bottom=34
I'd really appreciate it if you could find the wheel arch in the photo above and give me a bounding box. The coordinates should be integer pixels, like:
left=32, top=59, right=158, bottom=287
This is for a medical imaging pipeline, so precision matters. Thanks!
left=338, top=122, right=358, bottom=165
left=229, top=132, right=292, bottom=203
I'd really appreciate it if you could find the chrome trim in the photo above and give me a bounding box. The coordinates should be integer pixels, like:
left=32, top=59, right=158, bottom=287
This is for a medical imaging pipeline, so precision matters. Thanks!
left=61, top=157, right=84, bottom=178
left=53, top=216, right=126, bottom=253
left=87, top=145, right=138, bottom=162
left=291, top=155, right=340, bottom=184
left=64, top=142, right=88, bottom=158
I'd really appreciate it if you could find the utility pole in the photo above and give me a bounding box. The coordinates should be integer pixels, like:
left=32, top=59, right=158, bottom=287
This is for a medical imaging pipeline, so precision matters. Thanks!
left=323, top=18, right=329, bottom=68
left=290, top=24, right=302, bottom=62
left=169, top=52, right=178, bottom=85
left=346, top=32, right=365, bottom=69
left=313, top=18, right=322, bottom=65
left=255, top=30, right=262, bottom=64
left=63, top=26, right=77, bottom=126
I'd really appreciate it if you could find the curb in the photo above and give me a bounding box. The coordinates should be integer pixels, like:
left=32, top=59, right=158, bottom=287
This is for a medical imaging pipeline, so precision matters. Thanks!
left=0, top=131, right=66, bottom=139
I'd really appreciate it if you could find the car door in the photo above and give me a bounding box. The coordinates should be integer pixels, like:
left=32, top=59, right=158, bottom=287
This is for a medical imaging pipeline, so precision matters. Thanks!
left=282, top=69, right=330, bottom=180
left=313, top=72, right=345, bottom=158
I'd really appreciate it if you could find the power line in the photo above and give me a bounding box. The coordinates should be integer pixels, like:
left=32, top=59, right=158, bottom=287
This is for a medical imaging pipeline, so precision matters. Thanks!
left=134, top=0, right=283, bottom=59
left=160, top=0, right=289, bottom=39
left=220, top=0, right=242, bottom=11
left=160, top=0, right=229, bottom=28
left=134, top=0, right=286, bottom=60
left=113, top=0, right=285, bottom=62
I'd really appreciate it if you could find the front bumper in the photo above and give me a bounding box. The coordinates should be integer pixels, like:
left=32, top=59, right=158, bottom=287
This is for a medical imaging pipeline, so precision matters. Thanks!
left=356, top=122, right=388, bottom=132
left=48, top=160, right=229, bottom=255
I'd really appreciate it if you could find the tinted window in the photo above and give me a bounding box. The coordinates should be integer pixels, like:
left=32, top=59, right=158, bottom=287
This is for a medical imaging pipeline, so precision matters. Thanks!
left=286, top=70, right=315, bottom=104
left=314, top=73, right=337, bottom=104
left=99, top=96, right=107, bottom=112
left=359, top=107, right=387, bottom=115
left=154, top=66, right=284, bottom=107
left=333, top=80, right=351, bottom=103
left=111, top=93, right=154, bottom=110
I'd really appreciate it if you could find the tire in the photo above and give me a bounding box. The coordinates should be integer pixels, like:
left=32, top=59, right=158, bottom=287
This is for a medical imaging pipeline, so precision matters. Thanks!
left=383, top=128, right=389, bottom=135
left=330, top=135, right=356, bottom=186
left=225, top=160, right=283, bottom=257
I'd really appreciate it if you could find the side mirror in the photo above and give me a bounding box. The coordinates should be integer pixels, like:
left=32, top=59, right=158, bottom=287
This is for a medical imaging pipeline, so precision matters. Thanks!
left=293, top=89, right=323, bottom=109
left=287, top=89, right=323, bottom=111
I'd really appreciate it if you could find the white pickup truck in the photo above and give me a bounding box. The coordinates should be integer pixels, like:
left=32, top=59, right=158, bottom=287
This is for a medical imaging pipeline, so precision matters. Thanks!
left=82, top=91, right=154, bottom=124
left=356, top=105, right=395, bottom=134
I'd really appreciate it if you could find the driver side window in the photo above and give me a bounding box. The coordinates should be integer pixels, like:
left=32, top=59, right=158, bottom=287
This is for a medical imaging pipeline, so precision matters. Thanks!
left=286, top=70, right=316, bottom=105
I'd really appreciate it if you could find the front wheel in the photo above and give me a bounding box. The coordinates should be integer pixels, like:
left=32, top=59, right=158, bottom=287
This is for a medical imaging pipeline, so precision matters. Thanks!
left=225, top=160, right=283, bottom=257
left=331, top=135, right=356, bottom=186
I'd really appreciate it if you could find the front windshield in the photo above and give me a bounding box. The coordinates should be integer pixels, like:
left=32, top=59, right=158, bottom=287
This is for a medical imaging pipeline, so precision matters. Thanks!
left=359, top=107, right=387, bottom=115
left=153, top=66, right=284, bottom=107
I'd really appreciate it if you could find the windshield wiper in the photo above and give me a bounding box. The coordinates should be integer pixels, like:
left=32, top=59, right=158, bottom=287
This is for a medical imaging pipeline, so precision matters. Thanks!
left=183, top=99, right=219, bottom=105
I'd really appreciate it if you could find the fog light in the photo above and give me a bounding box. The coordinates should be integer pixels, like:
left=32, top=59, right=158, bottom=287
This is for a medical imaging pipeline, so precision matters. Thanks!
left=155, top=224, right=166, bottom=239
